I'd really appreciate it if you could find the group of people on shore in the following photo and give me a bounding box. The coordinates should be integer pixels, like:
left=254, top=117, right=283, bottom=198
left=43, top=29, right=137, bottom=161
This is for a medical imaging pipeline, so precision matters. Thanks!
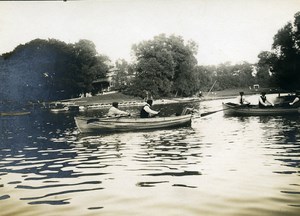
left=237, top=91, right=300, bottom=108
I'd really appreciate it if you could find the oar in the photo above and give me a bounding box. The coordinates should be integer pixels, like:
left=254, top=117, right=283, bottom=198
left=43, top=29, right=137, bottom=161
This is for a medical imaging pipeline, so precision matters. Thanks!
left=200, top=109, right=224, bottom=117
left=206, top=80, right=217, bottom=97
left=200, top=103, right=249, bottom=117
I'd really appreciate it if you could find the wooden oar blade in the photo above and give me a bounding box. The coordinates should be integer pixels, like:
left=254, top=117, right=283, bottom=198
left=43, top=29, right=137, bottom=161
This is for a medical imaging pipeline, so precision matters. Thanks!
left=200, top=103, right=248, bottom=117
left=200, top=109, right=223, bottom=117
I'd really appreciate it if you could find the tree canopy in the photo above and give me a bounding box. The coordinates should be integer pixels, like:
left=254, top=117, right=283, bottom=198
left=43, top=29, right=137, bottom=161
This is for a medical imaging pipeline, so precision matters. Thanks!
left=112, top=59, right=135, bottom=90
left=0, top=38, right=109, bottom=102
left=129, top=34, right=198, bottom=97
left=260, top=11, right=300, bottom=91
left=3, top=25, right=289, bottom=104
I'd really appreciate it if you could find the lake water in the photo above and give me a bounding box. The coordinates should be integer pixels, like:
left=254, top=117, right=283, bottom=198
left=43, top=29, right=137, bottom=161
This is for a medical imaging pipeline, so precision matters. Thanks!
left=0, top=98, right=300, bottom=216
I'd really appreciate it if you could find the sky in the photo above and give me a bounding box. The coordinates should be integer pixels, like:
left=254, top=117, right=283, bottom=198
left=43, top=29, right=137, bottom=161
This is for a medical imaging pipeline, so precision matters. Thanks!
left=0, top=0, right=300, bottom=65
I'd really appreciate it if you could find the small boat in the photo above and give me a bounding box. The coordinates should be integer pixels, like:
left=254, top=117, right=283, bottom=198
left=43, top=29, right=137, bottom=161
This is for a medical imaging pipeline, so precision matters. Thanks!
left=222, top=102, right=300, bottom=116
left=74, top=115, right=192, bottom=133
left=50, top=106, right=69, bottom=113
left=173, top=97, right=201, bottom=103
left=0, top=111, right=31, bottom=116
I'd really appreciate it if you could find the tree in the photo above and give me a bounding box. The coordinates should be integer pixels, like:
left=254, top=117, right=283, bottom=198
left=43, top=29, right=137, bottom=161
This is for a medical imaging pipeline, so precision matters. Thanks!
left=194, top=65, right=213, bottom=91
left=0, top=38, right=109, bottom=102
left=113, top=59, right=135, bottom=90
left=73, top=39, right=109, bottom=96
left=255, top=51, right=276, bottom=87
left=170, top=35, right=198, bottom=96
left=197, top=62, right=255, bottom=92
left=234, top=62, right=256, bottom=88
left=130, top=34, right=198, bottom=97
left=270, top=12, right=300, bottom=90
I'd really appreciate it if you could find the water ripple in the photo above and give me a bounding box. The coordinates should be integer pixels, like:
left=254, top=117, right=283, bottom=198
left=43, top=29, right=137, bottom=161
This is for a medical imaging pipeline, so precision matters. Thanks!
left=20, top=187, right=104, bottom=200
left=1, top=101, right=300, bottom=215
left=16, top=181, right=102, bottom=189
left=143, top=170, right=201, bottom=176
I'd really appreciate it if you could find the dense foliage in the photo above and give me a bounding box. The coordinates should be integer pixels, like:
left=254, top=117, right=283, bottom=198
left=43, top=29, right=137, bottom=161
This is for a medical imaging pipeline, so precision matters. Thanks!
left=4, top=10, right=300, bottom=104
left=255, top=51, right=274, bottom=87
left=258, top=12, right=300, bottom=91
left=0, top=39, right=109, bottom=102
left=120, top=34, right=259, bottom=98
left=112, top=59, right=135, bottom=90
left=214, top=62, right=255, bottom=90
left=127, top=34, right=199, bottom=97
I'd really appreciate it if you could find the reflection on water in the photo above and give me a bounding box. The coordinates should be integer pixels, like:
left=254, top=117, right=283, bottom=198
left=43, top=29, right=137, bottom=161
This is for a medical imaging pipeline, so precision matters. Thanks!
left=0, top=100, right=300, bottom=216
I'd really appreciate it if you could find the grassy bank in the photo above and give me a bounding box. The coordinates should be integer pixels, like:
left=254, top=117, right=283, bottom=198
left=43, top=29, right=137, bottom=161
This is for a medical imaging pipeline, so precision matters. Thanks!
left=62, top=88, right=262, bottom=106
left=204, top=88, right=255, bottom=99
left=203, top=87, right=282, bottom=100
left=63, top=92, right=143, bottom=106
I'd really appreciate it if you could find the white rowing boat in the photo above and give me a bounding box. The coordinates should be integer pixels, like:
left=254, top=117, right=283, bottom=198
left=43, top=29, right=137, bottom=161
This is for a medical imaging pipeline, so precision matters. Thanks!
left=74, top=115, right=192, bottom=133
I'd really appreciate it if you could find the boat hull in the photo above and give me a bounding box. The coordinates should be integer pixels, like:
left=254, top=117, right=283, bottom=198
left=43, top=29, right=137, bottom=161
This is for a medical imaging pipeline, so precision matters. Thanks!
left=222, top=103, right=300, bottom=116
left=50, top=107, right=69, bottom=113
left=74, top=115, right=192, bottom=133
left=0, top=111, right=31, bottom=116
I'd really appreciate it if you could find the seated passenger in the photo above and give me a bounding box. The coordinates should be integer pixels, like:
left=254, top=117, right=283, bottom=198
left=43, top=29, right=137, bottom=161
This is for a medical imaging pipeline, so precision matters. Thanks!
left=258, top=92, right=274, bottom=108
left=237, top=91, right=250, bottom=105
left=107, top=102, right=130, bottom=117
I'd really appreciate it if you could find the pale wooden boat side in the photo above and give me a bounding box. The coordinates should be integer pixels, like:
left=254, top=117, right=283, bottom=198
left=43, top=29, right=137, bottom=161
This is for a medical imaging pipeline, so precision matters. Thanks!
left=222, top=102, right=300, bottom=116
left=50, top=107, right=69, bottom=113
left=74, top=115, right=192, bottom=133
left=0, top=111, right=31, bottom=116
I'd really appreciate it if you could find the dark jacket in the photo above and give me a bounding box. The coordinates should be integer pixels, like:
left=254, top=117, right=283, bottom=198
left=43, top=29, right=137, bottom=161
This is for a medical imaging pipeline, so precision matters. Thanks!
left=140, top=104, right=150, bottom=118
left=259, top=95, right=267, bottom=108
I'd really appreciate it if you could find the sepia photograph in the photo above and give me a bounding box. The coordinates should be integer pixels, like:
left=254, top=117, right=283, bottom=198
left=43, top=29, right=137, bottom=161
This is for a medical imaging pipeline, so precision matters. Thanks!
left=1, top=0, right=300, bottom=215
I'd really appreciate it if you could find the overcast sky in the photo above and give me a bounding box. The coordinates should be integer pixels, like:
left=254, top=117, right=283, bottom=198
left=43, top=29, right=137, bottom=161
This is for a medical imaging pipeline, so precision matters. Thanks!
left=0, top=0, right=299, bottom=65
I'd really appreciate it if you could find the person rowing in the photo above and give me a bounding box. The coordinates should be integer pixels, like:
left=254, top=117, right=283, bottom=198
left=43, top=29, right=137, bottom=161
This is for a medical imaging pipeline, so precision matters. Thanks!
left=258, top=92, right=274, bottom=108
left=140, top=99, right=159, bottom=118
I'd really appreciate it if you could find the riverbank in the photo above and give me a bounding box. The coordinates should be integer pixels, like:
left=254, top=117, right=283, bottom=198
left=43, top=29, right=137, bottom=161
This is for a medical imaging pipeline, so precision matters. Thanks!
left=58, top=92, right=200, bottom=110
left=40, top=86, right=289, bottom=113
left=0, top=87, right=288, bottom=113
left=60, top=88, right=261, bottom=107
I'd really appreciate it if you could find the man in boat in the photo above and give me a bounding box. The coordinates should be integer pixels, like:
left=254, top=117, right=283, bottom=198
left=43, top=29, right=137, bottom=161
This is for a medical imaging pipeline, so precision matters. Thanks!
left=237, top=91, right=250, bottom=105
left=107, top=102, right=130, bottom=117
left=140, top=99, right=159, bottom=118
left=258, top=92, right=274, bottom=108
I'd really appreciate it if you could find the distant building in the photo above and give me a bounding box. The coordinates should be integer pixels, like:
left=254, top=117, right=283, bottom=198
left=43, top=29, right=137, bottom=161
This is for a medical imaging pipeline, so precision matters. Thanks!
left=253, top=84, right=259, bottom=91
left=92, top=65, right=135, bottom=94
left=92, top=68, right=117, bottom=93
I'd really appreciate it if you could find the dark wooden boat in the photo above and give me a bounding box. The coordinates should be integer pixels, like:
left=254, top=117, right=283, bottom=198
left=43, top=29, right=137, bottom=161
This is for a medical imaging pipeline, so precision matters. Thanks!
left=222, top=102, right=300, bottom=116
left=74, top=115, right=192, bottom=133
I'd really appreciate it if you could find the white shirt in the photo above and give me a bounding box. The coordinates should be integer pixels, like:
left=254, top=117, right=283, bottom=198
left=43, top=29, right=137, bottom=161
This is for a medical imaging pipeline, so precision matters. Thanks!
left=290, top=97, right=299, bottom=105
left=259, top=96, right=274, bottom=106
left=143, top=105, right=159, bottom=115
left=107, top=106, right=129, bottom=117
left=237, top=95, right=250, bottom=105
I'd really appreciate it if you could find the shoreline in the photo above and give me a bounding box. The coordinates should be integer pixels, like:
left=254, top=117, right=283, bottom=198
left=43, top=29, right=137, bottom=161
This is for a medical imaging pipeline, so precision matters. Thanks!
left=0, top=88, right=289, bottom=112
left=56, top=89, right=289, bottom=110
left=58, top=88, right=256, bottom=107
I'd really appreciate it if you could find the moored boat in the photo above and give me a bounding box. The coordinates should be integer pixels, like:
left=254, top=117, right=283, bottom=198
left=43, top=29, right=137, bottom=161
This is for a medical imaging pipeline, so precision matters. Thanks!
left=222, top=102, right=300, bottom=116
left=0, top=111, right=31, bottom=116
left=74, top=115, right=192, bottom=133
left=50, top=106, right=69, bottom=113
